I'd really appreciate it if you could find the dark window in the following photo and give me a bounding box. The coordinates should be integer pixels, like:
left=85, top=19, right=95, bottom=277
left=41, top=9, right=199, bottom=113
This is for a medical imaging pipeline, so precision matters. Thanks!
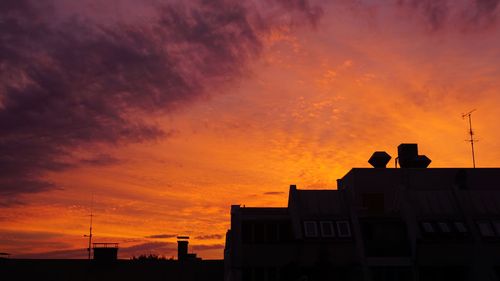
left=492, top=220, right=500, bottom=236
left=337, top=221, right=352, bottom=238
left=304, top=221, right=318, bottom=237
left=320, top=221, right=335, bottom=237
left=421, top=222, right=435, bottom=233
left=420, top=221, right=440, bottom=240
left=421, top=221, right=471, bottom=240
left=453, top=222, right=468, bottom=233
left=437, top=222, right=451, bottom=233
left=477, top=221, right=495, bottom=237
left=242, top=220, right=292, bottom=244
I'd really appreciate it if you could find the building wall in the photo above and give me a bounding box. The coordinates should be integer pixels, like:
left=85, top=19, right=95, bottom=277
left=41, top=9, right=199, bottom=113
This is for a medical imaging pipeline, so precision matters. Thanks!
left=225, top=168, right=500, bottom=281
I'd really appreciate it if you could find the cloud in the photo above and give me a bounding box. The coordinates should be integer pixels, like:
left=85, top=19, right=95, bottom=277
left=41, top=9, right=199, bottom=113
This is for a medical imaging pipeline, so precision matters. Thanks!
left=191, top=244, right=225, bottom=251
left=0, top=0, right=323, bottom=203
left=79, top=154, right=121, bottom=166
left=397, top=0, right=449, bottom=30
left=275, top=0, right=324, bottom=27
left=14, top=248, right=87, bottom=259
left=396, top=0, right=499, bottom=31
left=0, top=229, right=63, bottom=241
left=194, top=234, right=224, bottom=240
left=263, top=191, right=285, bottom=195
left=145, top=234, right=177, bottom=239
left=468, top=0, right=500, bottom=25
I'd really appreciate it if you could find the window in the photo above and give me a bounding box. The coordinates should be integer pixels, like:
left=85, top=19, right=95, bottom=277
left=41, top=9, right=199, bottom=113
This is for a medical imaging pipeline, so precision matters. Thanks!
left=438, top=222, right=451, bottom=233
left=453, top=222, right=468, bottom=233
left=421, top=222, right=434, bottom=233
left=320, top=221, right=335, bottom=237
left=493, top=221, right=500, bottom=236
left=304, top=221, right=318, bottom=237
left=337, top=221, right=352, bottom=237
left=477, top=221, right=495, bottom=237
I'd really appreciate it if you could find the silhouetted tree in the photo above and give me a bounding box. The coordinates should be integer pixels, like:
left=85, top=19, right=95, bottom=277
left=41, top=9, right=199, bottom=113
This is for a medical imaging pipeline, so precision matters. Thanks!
left=131, top=254, right=167, bottom=261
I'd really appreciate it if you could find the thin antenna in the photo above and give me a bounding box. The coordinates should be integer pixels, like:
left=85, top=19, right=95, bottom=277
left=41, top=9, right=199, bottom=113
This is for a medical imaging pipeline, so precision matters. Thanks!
left=461, top=109, right=477, bottom=168
left=84, top=195, right=94, bottom=260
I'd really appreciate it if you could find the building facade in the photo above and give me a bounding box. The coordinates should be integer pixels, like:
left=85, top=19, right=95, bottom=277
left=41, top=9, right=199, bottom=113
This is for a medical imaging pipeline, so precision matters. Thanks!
left=224, top=145, right=500, bottom=281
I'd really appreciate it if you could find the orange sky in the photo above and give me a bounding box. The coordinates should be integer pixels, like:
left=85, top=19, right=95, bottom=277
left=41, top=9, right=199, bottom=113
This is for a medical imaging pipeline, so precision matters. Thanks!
left=1, top=0, right=500, bottom=259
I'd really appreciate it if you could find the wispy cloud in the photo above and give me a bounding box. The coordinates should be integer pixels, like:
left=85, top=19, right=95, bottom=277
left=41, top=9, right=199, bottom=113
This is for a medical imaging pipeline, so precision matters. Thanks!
left=191, top=244, right=225, bottom=251
left=396, top=0, right=499, bottom=31
left=145, top=234, right=177, bottom=239
left=263, top=191, right=285, bottom=195
left=194, top=234, right=224, bottom=240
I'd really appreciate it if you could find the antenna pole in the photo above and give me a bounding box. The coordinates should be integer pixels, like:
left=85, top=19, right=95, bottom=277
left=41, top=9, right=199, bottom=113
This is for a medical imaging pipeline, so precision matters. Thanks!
left=462, top=109, right=477, bottom=168
left=87, top=195, right=93, bottom=260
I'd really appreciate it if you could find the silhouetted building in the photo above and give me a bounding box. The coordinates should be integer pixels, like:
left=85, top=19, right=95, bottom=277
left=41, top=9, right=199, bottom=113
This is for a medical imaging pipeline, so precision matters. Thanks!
left=0, top=259, right=223, bottom=281
left=224, top=144, right=500, bottom=281
left=178, top=236, right=201, bottom=261
left=93, top=243, right=118, bottom=261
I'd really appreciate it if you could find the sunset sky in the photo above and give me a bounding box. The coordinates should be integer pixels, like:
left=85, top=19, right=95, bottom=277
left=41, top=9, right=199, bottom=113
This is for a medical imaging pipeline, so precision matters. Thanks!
left=1, top=0, right=500, bottom=259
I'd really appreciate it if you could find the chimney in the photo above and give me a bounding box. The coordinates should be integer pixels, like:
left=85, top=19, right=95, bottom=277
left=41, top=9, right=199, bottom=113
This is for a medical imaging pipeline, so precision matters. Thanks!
left=177, top=236, right=189, bottom=261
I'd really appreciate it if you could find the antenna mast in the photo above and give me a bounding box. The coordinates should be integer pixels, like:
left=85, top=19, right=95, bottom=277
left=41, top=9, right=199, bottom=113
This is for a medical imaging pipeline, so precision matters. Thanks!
left=462, top=109, right=477, bottom=168
left=84, top=195, right=94, bottom=260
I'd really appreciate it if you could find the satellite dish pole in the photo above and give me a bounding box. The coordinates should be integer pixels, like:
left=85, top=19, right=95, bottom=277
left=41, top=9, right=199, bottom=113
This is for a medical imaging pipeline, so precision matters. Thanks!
left=84, top=195, right=94, bottom=260
left=462, top=109, right=477, bottom=168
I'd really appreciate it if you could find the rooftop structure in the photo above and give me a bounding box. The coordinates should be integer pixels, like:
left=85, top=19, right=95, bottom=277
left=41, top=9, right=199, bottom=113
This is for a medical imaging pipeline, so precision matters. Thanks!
left=224, top=144, right=500, bottom=281
left=93, top=243, right=119, bottom=261
left=177, top=236, right=201, bottom=261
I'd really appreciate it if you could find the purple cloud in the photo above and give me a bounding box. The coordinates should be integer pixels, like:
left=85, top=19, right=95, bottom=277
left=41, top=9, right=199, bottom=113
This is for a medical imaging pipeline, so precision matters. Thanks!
left=397, top=0, right=499, bottom=30
left=0, top=0, right=323, bottom=204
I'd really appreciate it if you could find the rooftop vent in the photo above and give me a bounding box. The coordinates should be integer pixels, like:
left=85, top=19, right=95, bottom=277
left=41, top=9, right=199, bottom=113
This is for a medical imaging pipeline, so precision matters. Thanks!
left=368, top=151, right=392, bottom=168
left=397, top=143, right=431, bottom=168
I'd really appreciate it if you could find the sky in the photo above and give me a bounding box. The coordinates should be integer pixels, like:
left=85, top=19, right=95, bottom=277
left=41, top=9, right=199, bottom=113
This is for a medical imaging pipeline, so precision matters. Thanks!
left=1, top=0, right=500, bottom=259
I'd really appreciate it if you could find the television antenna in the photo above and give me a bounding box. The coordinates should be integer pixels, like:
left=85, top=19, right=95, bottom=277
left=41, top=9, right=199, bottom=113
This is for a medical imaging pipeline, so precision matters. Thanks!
left=84, top=195, right=94, bottom=260
left=462, top=109, right=477, bottom=168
